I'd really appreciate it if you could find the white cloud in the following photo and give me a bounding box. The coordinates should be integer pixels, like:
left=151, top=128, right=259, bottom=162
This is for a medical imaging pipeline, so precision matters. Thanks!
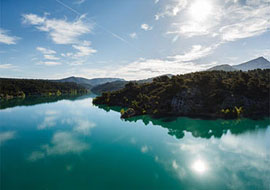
left=36, top=47, right=56, bottom=54
left=74, top=0, right=85, bottom=5
left=0, top=28, right=19, bottom=45
left=256, top=49, right=270, bottom=60
left=163, top=0, right=270, bottom=42
left=70, top=42, right=218, bottom=80
left=154, top=0, right=159, bottom=4
left=168, top=22, right=211, bottom=37
left=0, top=64, right=16, bottom=69
left=44, top=54, right=60, bottom=60
left=23, top=13, right=92, bottom=44
left=129, top=32, right=137, bottom=39
left=155, top=0, right=187, bottom=20
left=167, top=45, right=215, bottom=62
left=72, top=41, right=97, bottom=57
left=141, top=24, right=153, bottom=31
left=80, top=57, right=212, bottom=80
left=38, top=61, right=61, bottom=66
left=220, top=18, right=270, bottom=42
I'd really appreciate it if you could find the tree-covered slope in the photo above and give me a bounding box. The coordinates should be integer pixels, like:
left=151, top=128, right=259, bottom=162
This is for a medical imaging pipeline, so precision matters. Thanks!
left=0, top=78, right=88, bottom=99
left=91, top=74, right=173, bottom=94
left=93, top=69, right=270, bottom=119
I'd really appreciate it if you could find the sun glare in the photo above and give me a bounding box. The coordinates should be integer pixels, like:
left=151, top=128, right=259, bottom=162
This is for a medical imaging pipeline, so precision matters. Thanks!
left=192, top=159, right=207, bottom=174
left=189, top=1, right=212, bottom=21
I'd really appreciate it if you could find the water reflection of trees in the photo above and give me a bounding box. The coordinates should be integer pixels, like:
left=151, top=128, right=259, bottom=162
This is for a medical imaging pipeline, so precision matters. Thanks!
left=96, top=105, right=270, bottom=139
left=0, top=94, right=93, bottom=110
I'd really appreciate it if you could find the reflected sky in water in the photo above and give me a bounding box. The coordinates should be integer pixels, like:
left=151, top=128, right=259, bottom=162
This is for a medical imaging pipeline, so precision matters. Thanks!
left=0, top=95, right=269, bottom=189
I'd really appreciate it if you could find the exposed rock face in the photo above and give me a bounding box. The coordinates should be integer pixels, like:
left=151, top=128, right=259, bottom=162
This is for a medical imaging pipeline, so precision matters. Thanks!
left=220, top=95, right=269, bottom=117
left=221, top=95, right=254, bottom=108
left=121, top=108, right=136, bottom=118
left=171, top=88, right=203, bottom=115
left=171, top=88, right=269, bottom=118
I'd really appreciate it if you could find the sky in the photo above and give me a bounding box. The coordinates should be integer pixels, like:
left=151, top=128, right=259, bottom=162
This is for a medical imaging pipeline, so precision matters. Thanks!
left=0, top=0, right=269, bottom=80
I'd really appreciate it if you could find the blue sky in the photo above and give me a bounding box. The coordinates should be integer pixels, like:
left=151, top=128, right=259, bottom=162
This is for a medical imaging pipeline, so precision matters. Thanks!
left=0, top=0, right=269, bottom=80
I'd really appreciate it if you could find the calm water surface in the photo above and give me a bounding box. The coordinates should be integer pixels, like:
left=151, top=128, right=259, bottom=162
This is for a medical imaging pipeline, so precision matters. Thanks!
left=1, top=95, right=270, bottom=190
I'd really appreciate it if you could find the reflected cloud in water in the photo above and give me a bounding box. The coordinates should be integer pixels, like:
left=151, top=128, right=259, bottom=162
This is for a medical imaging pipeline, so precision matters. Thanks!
left=0, top=131, right=16, bottom=145
left=163, top=129, right=270, bottom=189
left=141, top=145, right=149, bottom=153
left=38, top=110, right=60, bottom=130
left=172, top=160, right=178, bottom=169
left=73, top=120, right=96, bottom=135
left=28, top=131, right=89, bottom=161
left=30, top=98, right=97, bottom=161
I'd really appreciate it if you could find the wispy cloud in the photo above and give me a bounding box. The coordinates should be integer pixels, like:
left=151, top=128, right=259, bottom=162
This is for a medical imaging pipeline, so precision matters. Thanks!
left=38, top=61, right=61, bottom=66
left=55, top=0, right=140, bottom=52
left=164, top=0, right=270, bottom=42
left=0, top=64, right=17, bottom=69
left=220, top=17, right=270, bottom=42
left=0, top=28, right=20, bottom=45
left=155, top=0, right=187, bottom=20
left=36, top=46, right=61, bottom=61
left=141, top=24, right=153, bottom=31
left=44, top=54, right=60, bottom=60
left=129, top=32, right=137, bottom=39
left=72, top=40, right=97, bottom=57
left=22, top=13, right=92, bottom=44
left=74, top=0, right=85, bottom=5
left=36, top=47, right=56, bottom=54
left=167, top=44, right=216, bottom=62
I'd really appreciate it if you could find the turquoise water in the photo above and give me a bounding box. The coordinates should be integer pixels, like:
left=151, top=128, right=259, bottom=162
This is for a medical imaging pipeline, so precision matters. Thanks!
left=0, top=95, right=270, bottom=190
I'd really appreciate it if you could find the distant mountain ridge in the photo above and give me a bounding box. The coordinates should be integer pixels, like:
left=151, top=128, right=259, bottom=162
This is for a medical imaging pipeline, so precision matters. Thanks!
left=207, top=57, right=270, bottom=71
left=91, top=74, right=173, bottom=94
left=53, top=77, right=125, bottom=89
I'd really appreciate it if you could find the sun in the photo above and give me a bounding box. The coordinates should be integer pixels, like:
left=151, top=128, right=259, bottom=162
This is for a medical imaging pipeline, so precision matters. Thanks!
left=189, top=1, right=213, bottom=21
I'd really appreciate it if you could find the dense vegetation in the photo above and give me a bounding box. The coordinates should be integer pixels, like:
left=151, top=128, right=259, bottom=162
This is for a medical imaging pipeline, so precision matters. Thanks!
left=0, top=78, right=88, bottom=99
left=93, top=69, right=270, bottom=119
left=91, top=74, right=172, bottom=94
left=91, top=81, right=129, bottom=94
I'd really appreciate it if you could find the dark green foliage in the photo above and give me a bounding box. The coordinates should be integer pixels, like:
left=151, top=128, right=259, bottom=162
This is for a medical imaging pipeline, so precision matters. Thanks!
left=91, top=81, right=129, bottom=94
left=93, top=69, right=270, bottom=119
left=0, top=78, right=88, bottom=99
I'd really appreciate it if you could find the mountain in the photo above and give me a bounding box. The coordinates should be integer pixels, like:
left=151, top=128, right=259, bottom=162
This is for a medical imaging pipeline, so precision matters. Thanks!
left=91, top=74, right=173, bottom=94
left=91, top=80, right=129, bottom=94
left=207, top=64, right=236, bottom=72
left=88, top=78, right=125, bottom=86
left=54, top=77, right=124, bottom=89
left=207, top=57, right=270, bottom=71
left=233, top=57, right=270, bottom=71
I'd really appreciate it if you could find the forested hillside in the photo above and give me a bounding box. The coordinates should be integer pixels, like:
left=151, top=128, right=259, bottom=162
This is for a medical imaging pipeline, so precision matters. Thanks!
left=0, top=78, right=88, bottom=99
left=93, top=69, right=270, bottom=119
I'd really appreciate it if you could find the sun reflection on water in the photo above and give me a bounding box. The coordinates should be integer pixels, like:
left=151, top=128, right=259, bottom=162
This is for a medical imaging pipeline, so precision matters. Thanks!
left=192, top=159, right=207, bottom=174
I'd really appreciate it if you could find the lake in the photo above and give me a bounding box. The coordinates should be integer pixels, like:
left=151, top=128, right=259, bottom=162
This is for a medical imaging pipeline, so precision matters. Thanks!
left=0, top=95, right=270, bottom=190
